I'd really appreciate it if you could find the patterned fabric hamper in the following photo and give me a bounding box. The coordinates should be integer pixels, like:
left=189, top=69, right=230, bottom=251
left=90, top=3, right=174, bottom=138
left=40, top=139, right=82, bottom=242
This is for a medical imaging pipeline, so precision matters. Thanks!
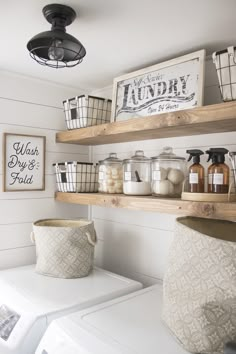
left=31, top=219, right=97, bottom=279
left=162, top=216, right=236, bottom=354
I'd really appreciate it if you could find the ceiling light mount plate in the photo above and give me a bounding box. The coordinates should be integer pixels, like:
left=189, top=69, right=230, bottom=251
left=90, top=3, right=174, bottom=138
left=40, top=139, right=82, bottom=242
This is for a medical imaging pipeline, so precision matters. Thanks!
left=43, top=4, right=76, bottom=27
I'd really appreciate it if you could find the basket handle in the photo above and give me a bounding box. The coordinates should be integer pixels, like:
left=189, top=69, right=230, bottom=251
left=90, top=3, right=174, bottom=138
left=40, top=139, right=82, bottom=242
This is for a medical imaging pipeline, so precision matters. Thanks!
left=30, top=231, right=35, bottom=244
left=212, top=47, right=236, bottom=65
left=212, top=51, right=217, bottom=64
left=85, top=230, right=97, bottom=246
left=227, top=46, right=236, bottom=64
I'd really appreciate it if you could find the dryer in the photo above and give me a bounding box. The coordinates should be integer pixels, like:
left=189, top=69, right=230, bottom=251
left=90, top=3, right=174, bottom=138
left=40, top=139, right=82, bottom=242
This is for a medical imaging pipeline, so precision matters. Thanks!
left=0, top=264, right=142, bottom=354
left=36, top=283, right=189, bottom=354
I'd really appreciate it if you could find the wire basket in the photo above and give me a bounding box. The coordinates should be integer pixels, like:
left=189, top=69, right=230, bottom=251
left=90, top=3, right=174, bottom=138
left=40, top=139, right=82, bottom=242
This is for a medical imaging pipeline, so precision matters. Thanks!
left=53, top=162, right=98, bottom=193
left=63, top=95, right=112, bottom=130
left=212, top=46, right=236, bottom=101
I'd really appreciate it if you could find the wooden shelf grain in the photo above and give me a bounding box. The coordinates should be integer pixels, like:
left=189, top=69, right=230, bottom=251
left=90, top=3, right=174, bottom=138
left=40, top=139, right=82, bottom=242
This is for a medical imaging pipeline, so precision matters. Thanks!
left=56, top=102, right=236, bottom=145
left=55, top=192, right=236, bottom=221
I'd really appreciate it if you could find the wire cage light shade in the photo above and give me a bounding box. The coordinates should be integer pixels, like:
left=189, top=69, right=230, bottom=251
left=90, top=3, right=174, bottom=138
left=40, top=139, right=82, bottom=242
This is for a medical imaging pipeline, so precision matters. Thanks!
left=27, top=4, right=86, bottom=68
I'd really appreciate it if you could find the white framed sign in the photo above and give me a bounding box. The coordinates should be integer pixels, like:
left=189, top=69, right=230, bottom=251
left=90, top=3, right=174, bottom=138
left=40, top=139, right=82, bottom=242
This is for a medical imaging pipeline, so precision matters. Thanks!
left=3, top=133, right=46, bottom=191
left=111, top=49, right=206, bottom=122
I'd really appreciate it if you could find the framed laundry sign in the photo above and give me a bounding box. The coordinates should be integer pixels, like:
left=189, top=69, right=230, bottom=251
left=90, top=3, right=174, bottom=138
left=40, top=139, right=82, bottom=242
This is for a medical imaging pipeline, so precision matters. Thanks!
left=111, top=49, right=206, bottom=122
left=3, top=133, right=46, bottom=191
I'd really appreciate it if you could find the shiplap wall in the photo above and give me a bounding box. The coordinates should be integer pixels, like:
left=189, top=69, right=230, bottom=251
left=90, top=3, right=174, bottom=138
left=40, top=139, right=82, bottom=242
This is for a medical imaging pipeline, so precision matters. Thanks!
left=1, top=58, right=234, bottom=281
left=91, top=58, right=236, bottom=286
left=0, top=71, right=89, bottom=270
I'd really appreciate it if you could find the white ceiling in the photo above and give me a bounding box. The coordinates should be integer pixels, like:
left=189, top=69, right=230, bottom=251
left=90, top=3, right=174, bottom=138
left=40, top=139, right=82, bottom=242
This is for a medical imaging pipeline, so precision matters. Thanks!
left=1, top=0, right=236, bottom=91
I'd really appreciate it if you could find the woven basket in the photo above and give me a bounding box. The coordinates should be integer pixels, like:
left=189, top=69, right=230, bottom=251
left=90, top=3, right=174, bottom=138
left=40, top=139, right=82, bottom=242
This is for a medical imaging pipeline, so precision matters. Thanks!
left=31, top=219, right=97, bottom=279
left=162, top=216, right=236, bottom=354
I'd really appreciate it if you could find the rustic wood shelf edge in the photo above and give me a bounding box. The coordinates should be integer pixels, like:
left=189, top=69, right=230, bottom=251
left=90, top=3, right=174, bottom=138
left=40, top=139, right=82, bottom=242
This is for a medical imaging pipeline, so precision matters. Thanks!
left=56, top=101, right=236, bottom=145
left=55, top=192, right=236, bottom=221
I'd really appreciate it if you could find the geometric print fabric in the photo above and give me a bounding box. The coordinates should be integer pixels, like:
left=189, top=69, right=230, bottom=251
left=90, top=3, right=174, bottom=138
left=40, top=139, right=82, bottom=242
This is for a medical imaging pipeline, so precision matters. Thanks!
left=162, top=217, right=236, bottom=354
left=32, top=219, right=96, bottom=279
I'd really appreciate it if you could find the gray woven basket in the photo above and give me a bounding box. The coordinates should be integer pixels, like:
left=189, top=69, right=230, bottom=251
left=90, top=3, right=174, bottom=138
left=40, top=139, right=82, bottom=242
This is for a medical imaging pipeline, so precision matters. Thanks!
left=31, top=219, right=97, bottom=279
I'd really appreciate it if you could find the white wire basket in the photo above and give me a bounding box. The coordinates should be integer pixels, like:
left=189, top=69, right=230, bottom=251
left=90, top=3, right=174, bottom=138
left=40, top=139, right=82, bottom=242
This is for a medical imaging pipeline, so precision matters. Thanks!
left=212, top=46, right=236, bottom=101
left=63, top=95, right=112, bottom=130
left=53, top=162, right=98, bottom=193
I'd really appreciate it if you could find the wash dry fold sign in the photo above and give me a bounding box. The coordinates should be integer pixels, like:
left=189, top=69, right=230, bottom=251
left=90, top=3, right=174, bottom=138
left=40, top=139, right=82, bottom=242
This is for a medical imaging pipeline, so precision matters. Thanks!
left=112, top=49, right=205, bottom=121
left=3, top=133, right=46, bottom=191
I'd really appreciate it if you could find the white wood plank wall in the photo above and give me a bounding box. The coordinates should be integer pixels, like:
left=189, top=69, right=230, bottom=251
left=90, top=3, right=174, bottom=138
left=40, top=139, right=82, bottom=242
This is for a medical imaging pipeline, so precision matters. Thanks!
left=0, top=71, right=89, bottom=270
left=91, top=58, right=236, bottom=286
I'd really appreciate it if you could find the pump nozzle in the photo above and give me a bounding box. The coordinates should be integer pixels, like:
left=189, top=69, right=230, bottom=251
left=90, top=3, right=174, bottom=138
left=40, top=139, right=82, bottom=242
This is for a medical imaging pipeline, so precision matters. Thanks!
left=209, top=148, right=228, bottom=154
left=206, top=150, right=213, bottom=162
left=206, top=148, right=228, bottom=164
left=187, top=149, right=204, bottom=163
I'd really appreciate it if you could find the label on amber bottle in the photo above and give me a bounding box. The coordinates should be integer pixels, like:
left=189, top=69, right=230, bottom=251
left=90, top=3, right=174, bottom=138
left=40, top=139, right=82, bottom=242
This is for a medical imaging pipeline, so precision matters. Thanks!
left=213, top=173, right=224, bottom=185
left=189, top=173, right=199, bottom=184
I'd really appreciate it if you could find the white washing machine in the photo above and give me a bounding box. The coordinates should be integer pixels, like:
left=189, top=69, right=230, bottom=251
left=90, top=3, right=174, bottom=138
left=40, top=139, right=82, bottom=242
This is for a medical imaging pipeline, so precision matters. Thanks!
left=36, top=283, right=189, bottom=354
left=0, top=264, right=142, bottom=354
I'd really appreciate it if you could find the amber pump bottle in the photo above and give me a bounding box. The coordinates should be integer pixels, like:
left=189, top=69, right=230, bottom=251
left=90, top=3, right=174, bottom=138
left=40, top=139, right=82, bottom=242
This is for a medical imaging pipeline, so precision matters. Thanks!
left=206, top=148, right=229, bottom=193
left=187, top=149, right=204, bottom=193
left=206, top=151, right=215, bottom=193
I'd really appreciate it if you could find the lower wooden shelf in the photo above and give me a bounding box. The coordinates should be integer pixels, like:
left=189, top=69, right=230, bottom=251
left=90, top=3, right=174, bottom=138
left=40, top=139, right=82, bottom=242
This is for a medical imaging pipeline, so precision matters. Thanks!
left=55, top=192, right=236, bottom=221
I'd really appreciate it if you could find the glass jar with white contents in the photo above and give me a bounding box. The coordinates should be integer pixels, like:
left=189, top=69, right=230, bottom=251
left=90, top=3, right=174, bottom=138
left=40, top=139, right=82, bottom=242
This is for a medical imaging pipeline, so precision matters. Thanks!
left=151, top=147, right=186, bottom=197
left=98, top=153, right=123, bottom=193
left=123, top=150, right=151, bottom=195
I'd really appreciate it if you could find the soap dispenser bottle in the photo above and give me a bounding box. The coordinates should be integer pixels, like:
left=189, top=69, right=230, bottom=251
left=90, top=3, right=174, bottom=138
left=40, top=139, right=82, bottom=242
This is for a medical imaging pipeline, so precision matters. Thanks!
left=206, top=148, right=229, bottom=193
left=186, top=149, right=204, bottom=193
left=206, top=150, right=215, bottom=193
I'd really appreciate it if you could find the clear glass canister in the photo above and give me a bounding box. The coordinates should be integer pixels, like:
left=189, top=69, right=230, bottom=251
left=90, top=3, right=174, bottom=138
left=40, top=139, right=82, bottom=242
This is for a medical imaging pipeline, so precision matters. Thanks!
left=151, top=147, right=186, bottom=197
left=98, top=153, right=123, bottom=193
left=123, top=150, right=151, bottom=195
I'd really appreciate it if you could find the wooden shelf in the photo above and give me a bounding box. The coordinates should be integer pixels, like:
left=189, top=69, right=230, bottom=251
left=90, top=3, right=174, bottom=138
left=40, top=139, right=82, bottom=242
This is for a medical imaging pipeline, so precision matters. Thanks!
left=55, top=192, right=236, bottom=221
left=55, top=101, right=236, bottom=220
left=56, top=102, right=236, bottom=145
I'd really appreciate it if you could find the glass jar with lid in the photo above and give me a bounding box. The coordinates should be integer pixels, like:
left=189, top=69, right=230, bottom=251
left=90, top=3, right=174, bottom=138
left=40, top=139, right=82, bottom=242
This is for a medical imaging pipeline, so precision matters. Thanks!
left=151, top=147, right=186, bottom=197
left=123, top=150, right=151, bottom=195
left=98, top=153, right=123, bottom=193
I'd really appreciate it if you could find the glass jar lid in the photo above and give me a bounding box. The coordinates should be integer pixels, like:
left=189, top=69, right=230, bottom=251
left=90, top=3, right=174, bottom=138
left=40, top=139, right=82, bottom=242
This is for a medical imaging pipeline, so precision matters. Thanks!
left=123, top=150, right=151, bottom=164
left=99, top=153, right=122, bottom=165
left=152, top=147, right=185, bottom=161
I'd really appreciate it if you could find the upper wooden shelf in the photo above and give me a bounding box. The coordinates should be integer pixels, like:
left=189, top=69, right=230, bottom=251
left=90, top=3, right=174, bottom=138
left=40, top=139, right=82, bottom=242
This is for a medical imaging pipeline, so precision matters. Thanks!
left=55, top=192, right=236, bottom=221
left=56, top=102, right=236, bottom=145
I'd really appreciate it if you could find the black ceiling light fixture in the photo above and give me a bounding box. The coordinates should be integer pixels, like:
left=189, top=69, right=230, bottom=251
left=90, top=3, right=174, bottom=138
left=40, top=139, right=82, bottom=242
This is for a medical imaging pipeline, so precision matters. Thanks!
left=27, top=3, right=86, bottom=68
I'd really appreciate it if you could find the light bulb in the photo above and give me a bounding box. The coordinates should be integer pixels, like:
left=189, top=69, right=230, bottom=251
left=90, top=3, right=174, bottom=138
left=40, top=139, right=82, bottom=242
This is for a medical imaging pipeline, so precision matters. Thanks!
left=48, top=39, right=64, bottom=60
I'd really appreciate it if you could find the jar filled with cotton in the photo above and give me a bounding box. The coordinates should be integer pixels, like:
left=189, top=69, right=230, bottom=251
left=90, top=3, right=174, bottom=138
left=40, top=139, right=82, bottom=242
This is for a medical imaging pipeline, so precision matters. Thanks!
left=151, top=147, right=186, bottom=197
left=98, top=153, right=123, bottom=193
left=123, top=150, right=151, bottom=195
